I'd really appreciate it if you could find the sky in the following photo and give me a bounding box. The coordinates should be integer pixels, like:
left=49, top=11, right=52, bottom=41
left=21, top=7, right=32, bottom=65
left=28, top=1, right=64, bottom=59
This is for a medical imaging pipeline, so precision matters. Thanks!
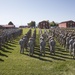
left=0, top=0, right=75, bottom=27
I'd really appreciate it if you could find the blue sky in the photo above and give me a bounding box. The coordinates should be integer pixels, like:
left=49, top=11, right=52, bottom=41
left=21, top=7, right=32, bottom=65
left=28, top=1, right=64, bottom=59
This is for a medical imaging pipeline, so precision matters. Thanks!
left=0, top=0, right=75, bottom=27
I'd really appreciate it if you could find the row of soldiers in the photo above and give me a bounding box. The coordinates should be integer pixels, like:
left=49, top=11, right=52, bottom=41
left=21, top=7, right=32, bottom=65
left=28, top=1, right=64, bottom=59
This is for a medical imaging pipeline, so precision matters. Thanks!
left=50, top=27, right=75, bottom=58
left=19, top=29, right=32, bottom=54
left=28, top=29, right=36, bottom=56
left=19, top=29, right=36, bottom=56
left=0, top=28, right=22, bottom=48
left=39, top=29, right=56, bottom=56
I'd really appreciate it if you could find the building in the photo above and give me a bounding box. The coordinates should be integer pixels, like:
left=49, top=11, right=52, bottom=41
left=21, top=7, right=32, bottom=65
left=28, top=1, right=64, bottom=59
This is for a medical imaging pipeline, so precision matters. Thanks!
left=38, top=20, right=50, bottom=29
left=0, top=21, right=15, bottom=29
left=19, top=25, right=28, bottom=28
left=0, top=25, right=15, bottom=29
left=59, top=20, right=75, bottom=28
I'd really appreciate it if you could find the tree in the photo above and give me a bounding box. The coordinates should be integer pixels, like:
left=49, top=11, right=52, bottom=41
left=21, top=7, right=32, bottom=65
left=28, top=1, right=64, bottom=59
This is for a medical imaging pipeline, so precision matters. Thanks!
left=28, top=21, right=36, bottom=28
left=50, top=21, right=58, bottom=27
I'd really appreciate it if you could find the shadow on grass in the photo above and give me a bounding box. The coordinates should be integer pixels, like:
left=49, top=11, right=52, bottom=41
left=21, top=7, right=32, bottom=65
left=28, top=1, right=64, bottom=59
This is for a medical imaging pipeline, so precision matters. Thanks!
left=0, top=48, right=11, bottom=53
left=7, top=40, right=18, bottom=45
left=2, top=45, right=14, bottom=50
left=55, top=51, right=70, bottom=56
left=23, top=46, right=70, bottom=61
left=56, top=48, right=67, bottom=52
left=5, top=43, right=16, bottom=47
left=10, top=42, right=18, bottom=45
left=55, top=54, right=72, bottom=60
left=45, top=47, right=50, bottom=52
left=34, top=49, right=40, bottom=52
left=54, top=46, right=72, bottom=59
left=0, top=52, right=8, bottom=57
left=32, top=56, right=52, bottom=62
left=0, top=58, right=4, bottom=62
left=0, top=36, right=21, bottom=62
left=46, top=54, right=66, bottom=61
left=49, top=56, right=65, bottom=61
left=23, top=53, right=52, bottom=62
left=22, top=33, right=72, bottom=61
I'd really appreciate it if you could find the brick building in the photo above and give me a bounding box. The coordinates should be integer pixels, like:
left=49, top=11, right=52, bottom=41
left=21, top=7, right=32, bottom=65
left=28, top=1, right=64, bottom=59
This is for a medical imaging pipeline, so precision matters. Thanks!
left=59, top=20, right=75, bottom=28
left=38, top=21, right=50, bottom=29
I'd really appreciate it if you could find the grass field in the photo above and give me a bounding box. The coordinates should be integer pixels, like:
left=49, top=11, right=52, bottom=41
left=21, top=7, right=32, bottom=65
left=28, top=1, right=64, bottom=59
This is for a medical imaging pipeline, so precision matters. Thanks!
left=0, top=28, right=75, bottom=75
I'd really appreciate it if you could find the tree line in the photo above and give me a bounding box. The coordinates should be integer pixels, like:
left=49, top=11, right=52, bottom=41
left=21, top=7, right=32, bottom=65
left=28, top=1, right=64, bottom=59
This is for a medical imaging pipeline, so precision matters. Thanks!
left=28, top=21, right=58, bottom=28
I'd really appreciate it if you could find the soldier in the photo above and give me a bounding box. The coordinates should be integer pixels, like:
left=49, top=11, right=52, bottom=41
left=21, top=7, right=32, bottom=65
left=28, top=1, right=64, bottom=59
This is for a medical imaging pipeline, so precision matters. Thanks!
left=43, top=32, right=47, bottom=41
left=23, top=35, right=28, bottom=51
left=66, top=35, right=71, bottom=51
left=19, top=38, right=24, bottom=54
left=39, top=29, right=42, bottom=35
left=40, top=38, right=46, bottom=56
left=28, top=38, right=34, bottom=56
left=0, top=36, right=2, bottom=49
left=46, top=35, right=52, bottom=42
left=49, top=37, right=56, bottom=55
left=72, top=39, right=75, bottom=59
left=31, top=36, right=35, bottom=53
left=69, top=37, right=74, bottom=55
left=32, top=30, right=36, bottom=46
left=63, top=35, right=66, bottom=48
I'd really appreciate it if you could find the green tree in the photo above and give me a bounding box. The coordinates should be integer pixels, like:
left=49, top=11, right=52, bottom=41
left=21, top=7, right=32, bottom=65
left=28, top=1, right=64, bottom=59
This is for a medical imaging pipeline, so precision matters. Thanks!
left=28, top=21, right=36, bottom=28
left=50, top=21, right=58, bottom=27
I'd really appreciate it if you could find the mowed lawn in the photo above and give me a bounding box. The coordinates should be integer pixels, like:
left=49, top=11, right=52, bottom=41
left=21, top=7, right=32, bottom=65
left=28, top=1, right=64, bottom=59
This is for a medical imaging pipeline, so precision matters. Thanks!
left=0, top=28, right=75, bottom=75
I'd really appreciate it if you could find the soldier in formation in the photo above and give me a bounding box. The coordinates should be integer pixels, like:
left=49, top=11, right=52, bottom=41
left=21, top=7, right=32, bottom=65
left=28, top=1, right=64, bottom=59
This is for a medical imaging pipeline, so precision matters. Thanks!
left=28, top=37, right=34, bottom=56
left=69, top=37, right=74, bottom=55
left=50, top=27, right=75, bottom=59
left=19, top=38, right=24, bottom=54
left=0, top=28, right=22, bottom=48
left=23, top=35, right=28, bottom=51
left=40, top=38, right=46, bottom=56
left=49, top=37, right=56, bottom=55
left=72, top=39, right=75, bottom=59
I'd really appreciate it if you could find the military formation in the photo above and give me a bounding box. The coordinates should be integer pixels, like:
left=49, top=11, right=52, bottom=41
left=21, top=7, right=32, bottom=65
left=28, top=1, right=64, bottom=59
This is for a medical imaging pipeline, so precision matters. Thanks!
left=19, top=28, right=75, bottom=59
left=19, top=29, right=36, bottom=56
left=39, top=29, right=56, bottom=56
left=1, top=27, right=75, bottom=59
left=19, top=28, right=56, bottom=57
left=0, top=28, right=22, bottom=48
left=50, top=27, right=75, bottom=59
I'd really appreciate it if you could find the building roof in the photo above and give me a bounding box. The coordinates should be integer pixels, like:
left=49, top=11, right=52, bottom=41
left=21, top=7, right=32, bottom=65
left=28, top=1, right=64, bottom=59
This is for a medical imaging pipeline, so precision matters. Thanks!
left=8, top=21, right=14, bottom=25
left=59, top=20, right=75, bottom=24
left=19, top=25, right=28, bottom=28
left=0, top=25, right=15, bottom=28
left=39, top=20, right=49, bottom=23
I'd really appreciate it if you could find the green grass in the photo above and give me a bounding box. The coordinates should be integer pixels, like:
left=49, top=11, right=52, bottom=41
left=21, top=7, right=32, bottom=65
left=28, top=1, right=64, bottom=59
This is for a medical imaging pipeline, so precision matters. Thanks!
left=0, top=28, right=75, bottom=75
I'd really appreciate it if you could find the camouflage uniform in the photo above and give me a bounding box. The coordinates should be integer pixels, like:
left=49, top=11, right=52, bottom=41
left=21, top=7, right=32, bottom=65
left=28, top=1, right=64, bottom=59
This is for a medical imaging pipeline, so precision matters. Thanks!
left=49, top=37, right=56, bottom=55
left=66, top=36, right=71, bottom=51
left=28, top=38, right=34, bottom=56
left=19, top=38, right=24, bottom=54
left=69, top=37, right=74, bottom=55
left=40, top=38, right=46, bottom=56
left=72, top=40, right=75, bottom=58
